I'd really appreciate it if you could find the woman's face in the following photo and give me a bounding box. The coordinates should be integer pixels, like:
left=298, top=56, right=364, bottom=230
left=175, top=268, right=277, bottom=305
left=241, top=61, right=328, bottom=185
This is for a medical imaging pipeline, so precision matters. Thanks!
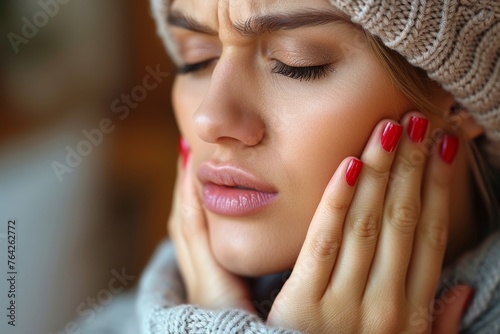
left=168, top=0, right=422, bottom=276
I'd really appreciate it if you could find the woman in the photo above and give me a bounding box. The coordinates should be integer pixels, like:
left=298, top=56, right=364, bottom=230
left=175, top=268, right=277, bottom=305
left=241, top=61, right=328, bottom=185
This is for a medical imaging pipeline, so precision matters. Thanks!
left=80, top=0, right=500, bottom=333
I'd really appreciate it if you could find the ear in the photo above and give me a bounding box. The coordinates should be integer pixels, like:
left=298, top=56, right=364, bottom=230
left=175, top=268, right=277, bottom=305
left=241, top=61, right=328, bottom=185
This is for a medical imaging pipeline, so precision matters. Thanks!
left=461, top=115, right=485, bottom=139
left=451, top=104, right=485, bottom=140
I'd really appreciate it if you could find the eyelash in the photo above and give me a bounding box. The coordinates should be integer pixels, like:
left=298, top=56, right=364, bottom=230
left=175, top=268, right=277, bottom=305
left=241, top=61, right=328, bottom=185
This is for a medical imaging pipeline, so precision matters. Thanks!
left=177, top=59, right=333, bottom=81
left=177, top=60, right=213, bottom=74
left=271, top=61, right=333, bottom=81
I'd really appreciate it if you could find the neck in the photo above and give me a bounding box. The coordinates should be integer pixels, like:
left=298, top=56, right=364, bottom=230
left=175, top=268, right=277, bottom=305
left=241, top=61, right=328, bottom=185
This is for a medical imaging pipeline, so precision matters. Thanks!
left=247, top=270, right=291, bottom=319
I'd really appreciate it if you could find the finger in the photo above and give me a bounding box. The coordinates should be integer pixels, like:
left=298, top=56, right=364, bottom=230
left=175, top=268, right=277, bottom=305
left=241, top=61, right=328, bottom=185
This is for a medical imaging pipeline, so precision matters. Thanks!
left=331, top=120, right=402, bottom=297
left=407, top=133, right=459, bottom=304
left=287, top=157, right=362, bottom=301
left=169, top=156, right=197, bottom=288
left=173, top=151, right=220, bottom=295
left=432, top=285, right=473, bottom=334
left=178, top=154, right=222, bottom=277
left=369, top=113, right=429, bottom=291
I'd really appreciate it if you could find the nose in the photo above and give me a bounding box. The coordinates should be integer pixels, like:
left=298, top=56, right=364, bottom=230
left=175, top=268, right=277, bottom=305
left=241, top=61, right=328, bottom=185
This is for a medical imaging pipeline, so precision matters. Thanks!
left=192, top=58, right=266, bottom=147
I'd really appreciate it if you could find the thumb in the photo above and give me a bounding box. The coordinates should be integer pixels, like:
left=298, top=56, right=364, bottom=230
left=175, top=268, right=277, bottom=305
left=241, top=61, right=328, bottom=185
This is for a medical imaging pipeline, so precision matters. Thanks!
left=432, top=285, right=474, bottom=334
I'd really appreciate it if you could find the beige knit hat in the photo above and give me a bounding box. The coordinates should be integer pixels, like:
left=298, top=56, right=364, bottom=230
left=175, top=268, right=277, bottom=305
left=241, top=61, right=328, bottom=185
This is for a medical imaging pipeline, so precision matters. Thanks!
left=152, top=0, right=500, bottom=167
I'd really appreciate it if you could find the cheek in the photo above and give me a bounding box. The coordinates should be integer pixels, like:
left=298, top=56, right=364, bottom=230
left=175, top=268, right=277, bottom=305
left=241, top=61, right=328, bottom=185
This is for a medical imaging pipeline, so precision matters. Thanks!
left=273, top=57, right=414, bottom=231
left=173, top=77, right=201, bottom=136
left=279, top=55, right=412, bottom=172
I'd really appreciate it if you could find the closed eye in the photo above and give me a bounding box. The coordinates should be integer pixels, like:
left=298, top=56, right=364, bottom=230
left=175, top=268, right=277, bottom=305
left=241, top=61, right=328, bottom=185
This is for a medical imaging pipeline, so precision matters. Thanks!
left=177, top=59, right=214, bottom=74
left=271, top=61, right=333, bottom=81
left=177, top=59, right=333, bottom=81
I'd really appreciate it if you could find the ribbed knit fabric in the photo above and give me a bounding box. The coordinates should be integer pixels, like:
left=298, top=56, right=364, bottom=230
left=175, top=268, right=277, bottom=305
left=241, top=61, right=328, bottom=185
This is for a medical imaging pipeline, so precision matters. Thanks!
left=439, top=231, right=500, bottom=333
left=136, top=237, right=500, bottom=334
left=152, top=0, right=500, bottom=167
left=135, top=240, right=300, bottom=334
left=79, top=231, right=500, bottom=333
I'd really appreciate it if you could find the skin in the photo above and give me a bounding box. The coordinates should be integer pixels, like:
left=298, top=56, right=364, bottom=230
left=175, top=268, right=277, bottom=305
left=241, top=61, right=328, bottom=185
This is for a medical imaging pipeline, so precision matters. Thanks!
left=168, top=0, right=479, bottom=278
left=156, top=0, right=486, bottom=331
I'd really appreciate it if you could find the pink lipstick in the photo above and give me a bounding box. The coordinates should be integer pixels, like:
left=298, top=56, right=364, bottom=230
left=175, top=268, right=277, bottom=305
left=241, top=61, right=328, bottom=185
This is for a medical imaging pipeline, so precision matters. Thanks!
left=197, top=162, right=279, bottom=216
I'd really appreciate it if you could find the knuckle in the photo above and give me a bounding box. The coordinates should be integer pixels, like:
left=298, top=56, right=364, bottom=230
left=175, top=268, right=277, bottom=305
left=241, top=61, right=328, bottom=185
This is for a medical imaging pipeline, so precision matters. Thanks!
left=309, top=234, right=340, bottom=261
left=399, top=149, right=426, bottom=171
left=389, top=153, right=424, bottom=186
left=419, top=219, right=448, bottom=252
left=364, top=163, right=391, bottom=183
left=386, top=202, right=420, bottom=235
left=324, top=197, right=350, bottom=215
left=348, top=213, right=380, bottom=241
left=430, top=169, right=452, bottom=189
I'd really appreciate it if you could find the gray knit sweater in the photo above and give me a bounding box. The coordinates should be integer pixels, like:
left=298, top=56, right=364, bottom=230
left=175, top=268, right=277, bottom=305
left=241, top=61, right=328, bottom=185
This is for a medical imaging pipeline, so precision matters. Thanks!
left=79, top=231, right=500, bottom=334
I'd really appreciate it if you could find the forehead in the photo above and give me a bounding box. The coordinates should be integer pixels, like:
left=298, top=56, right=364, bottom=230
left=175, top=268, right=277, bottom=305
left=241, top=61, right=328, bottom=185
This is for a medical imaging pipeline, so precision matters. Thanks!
left=170, top=0, right=338, bottom=28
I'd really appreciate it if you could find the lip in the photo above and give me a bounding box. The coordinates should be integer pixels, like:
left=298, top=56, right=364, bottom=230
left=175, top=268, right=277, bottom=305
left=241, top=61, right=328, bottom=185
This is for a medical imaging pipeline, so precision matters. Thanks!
left=197, top=162, right=279, bottom=216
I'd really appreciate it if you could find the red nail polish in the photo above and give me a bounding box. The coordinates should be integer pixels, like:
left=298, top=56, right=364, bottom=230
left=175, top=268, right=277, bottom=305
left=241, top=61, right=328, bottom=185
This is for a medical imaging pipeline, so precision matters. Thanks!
left=346, top=158, right=363, bottom=186
left=461, top=288, right=474, bottom=315
left=381, top=122, right=403, bottom=152
left=439, top=134, right=459, bottom=164
left=407, top=116, right=429, bottom=143
left=178, top=137, right=190, bottom=169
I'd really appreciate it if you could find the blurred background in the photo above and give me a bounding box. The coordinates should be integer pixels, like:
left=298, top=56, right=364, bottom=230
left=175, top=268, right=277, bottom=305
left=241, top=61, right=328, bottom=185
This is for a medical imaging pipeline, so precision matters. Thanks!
left=0, top=0, right=178, bottom=333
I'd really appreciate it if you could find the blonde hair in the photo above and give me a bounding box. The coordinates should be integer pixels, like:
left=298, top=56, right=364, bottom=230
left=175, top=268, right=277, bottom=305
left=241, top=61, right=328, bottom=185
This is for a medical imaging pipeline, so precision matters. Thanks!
left=364, top=32, right=500, bottom=232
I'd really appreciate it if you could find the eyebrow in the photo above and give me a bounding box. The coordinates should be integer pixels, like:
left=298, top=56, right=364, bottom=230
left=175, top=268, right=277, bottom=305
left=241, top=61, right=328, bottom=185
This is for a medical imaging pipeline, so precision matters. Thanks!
left=167, top=8, right=350, bottom=37
left=167, top=10, right=218, bottom=35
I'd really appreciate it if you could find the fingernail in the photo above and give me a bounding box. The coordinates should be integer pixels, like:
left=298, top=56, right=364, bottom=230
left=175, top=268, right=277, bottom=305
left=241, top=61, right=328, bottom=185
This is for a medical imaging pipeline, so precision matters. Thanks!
left=178, top=137, right=190, bottom=169
left=407, top=116, right=429, bottom=143
left=439, top=134, right=459, bottom=164
left=346, top=158, right=363, bottom=186
left=381, top=122, right=403, bottom=152
left=460, top=286, right=474, bottom=315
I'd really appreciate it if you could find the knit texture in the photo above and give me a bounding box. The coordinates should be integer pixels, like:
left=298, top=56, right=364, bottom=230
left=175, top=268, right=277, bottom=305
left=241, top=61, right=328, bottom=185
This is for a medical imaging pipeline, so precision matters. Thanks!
left=135, top=240, right=300, bottom=334
left=79, top=232, right=500, bottom=333
left=440, top=231, right=500, bottom=333
left=137, top=237, right=500, bottom=334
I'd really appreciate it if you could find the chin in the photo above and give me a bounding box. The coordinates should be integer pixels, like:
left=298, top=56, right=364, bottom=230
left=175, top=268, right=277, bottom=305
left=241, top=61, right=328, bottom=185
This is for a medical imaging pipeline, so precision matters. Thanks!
left=208, top=218, right=304, bottom=277
left=212, top=239, right=294, bottom=277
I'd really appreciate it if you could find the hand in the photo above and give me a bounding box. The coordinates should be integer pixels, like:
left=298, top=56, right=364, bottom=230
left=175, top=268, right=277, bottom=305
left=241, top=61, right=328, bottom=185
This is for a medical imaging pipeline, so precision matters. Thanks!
left=168, top=143, right=255, bottom=312
left=267, top=113, right=460, bottom=333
